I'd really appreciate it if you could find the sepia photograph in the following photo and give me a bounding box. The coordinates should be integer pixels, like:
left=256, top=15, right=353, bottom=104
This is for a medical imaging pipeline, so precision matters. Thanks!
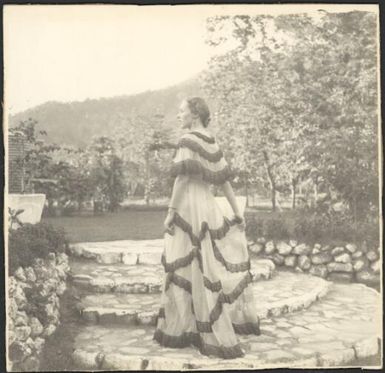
left=3, top=3, right=383, bottom=371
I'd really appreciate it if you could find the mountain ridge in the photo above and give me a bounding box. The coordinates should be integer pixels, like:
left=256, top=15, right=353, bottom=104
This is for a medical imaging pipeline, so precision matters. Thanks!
left=9, top=76, right=204, bottom=148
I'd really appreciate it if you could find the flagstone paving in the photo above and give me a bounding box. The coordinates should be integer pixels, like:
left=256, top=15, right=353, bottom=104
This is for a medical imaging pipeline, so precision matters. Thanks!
left=76, top=271, right=331, bottom=326
left=67, top=239, right=382, bottom=370
left=72, top=281, right=381, bottom=370
left=69, top=257, right=276, bottom=294
left=69, top=240, right=165, bottom=265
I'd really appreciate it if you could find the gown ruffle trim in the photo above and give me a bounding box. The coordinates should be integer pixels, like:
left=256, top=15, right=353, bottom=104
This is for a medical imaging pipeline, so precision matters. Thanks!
left=177, top=137, right=224, bottom=162
left=161, top=271, right=256, bottom=331
left=163, top=212, right=250, bottom=273
left=188, top=131, right=216, bottom=144
left=170, top=159, right=235, bottom=185
left=153, top=329, right=245, bottom=359
left=172, top=212, right=235, bottom=243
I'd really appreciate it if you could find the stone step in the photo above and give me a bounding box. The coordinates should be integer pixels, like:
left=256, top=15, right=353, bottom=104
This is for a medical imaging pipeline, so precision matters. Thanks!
left=69, top=258, right=276, bottom=294
left=76, top=271, right=330, bottom=326
left=72, top=282, right=381, bottom=370
left=69, top=239, right=262, bottom=266
left=68, top=240, right=164, bottom=265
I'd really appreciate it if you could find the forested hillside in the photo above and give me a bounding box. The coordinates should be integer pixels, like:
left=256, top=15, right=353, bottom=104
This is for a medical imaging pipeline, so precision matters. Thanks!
left=9, top=77, right=202, bottom=148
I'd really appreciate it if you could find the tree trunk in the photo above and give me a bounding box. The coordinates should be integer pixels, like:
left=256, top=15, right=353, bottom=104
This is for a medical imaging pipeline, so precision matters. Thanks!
left=245, top=180, right=249, bottom=207
left=313, top=181, right=318, bottom=207
left=144, top=150, right=150, bottom=205
left=262, top=150, right=276, bottom=211
left=291, top=178, right=297, bottom=209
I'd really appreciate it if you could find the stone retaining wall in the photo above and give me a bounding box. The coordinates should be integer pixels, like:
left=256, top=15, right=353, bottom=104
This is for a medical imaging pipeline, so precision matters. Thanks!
left=7, top=252, right=70, bottom=371
left=248, top=238, right=380, bottom=286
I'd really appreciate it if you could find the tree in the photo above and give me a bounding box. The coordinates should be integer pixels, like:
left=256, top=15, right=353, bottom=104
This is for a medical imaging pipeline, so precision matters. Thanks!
left=111, top=111, right=176, bottom=204
left=203, top=10, right=379, bottom=218
left=88, top=136, right=127, bottom=212
left=9, top=118, right=59, bottom=194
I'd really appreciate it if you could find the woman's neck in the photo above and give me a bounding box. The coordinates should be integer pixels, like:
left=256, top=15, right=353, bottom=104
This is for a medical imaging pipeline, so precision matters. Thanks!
left=190, top=121, right=205, bottom=132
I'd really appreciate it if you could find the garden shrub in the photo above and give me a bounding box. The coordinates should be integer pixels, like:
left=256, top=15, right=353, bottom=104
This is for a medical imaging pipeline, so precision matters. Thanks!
left=245, top=214, right=264, bottom=240
left=245, top=213, right=290, bottom=241
left=263, top=215, right=290, bottom=240
left=8, top=222, right=69, bottom=275
left=245, top=205, right=379, bottom=249
left=293, top=207, right=380, bottom=247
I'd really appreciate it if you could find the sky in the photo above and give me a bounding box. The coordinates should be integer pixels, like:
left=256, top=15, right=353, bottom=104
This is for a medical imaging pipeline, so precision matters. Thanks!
left=4, top=4, right=377, bottom=115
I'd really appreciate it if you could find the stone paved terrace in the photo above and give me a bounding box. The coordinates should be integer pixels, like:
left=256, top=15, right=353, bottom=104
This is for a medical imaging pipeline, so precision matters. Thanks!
left=67, top=239, right=382, bottom=370
left=72, top=282, right=381, bottom=370
left=69, top=239, right=165, bottom=265
left=69, top=257, right=275, bottom=294
left=75, top=271, right=330, bottom=326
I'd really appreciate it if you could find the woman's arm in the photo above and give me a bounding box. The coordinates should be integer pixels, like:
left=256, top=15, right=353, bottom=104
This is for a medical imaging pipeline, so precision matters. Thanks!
left=220, top=180, right=241, bottom=216
left=168, top=174, right=190, bottom=211
left=164, top=174, right=189, bottom=233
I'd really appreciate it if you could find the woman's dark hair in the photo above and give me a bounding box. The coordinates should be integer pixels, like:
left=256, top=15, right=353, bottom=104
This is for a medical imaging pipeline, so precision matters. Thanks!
left=186, top=97, right=211, bottom=127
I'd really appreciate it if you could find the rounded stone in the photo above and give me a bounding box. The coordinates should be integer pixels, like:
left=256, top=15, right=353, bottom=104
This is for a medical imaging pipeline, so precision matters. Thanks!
left=327, top=262, right=353, bottom=273
left=24, top=267, right=37, bottom=283
left=354, top=337, right=379, bottom=358
left=284, top=255, right=297, bottom=267
left=276, top=241, right=293, bottom=256
left=298, top=255, right=311, bottom=271
left=309, top=265, right=328, bottom=278
left=19, top=356, right=40, bottom=371
left=96, top=252, right=122, bottom=265
left=289, top=240, right=298, bottom=248
left=353, top=258, right=369, bottom=272
left=345, top=243, right=357, bottom=253
left=249, top=243, right=264, bottom=255
left=293, top=244, right=312, bottom=256
left=271, top=253, right=285, bottom=266
left=334, top=253, right=351, bottom=264
left=320, top=245, right=331, bottom=252
left=29, top=317, right=43, bottom=337
left=122, top=253, right=138, bottom=265
left=371, top=260, right=380, bottom=274
left=331, top=247, right=345, bottom=257
left=101, top=354, right=144, bottom=370
left=352, top=251, right=363, bottom=259
left=9, top=341, right=32, bottom=363
left=56, top=282, right=67, bottom=296
left=14, top=311, right=29, bottom=327
left=14, top=267, right=27, bottom=282
left=355, top=270, right=380, bottom=286
left=14, top=326, right=31, bottom=341
left=366, top=250, right=379, bottom=262
left=265, top=241, right=276, bottom=255
left=327, top=272, right=353, bottom=283
left=318, top=348, right=355, bottom=366
left=137, top=311, right=157, bottom=325
left=72, top=350, right=100, bottom=369
left=32, top=337, right=45, bottom=355
left=42, top=324, right=56, bottom=337
left=256, top=237, right=266, bottom=245
left=311, top=253, right=333, bottom=265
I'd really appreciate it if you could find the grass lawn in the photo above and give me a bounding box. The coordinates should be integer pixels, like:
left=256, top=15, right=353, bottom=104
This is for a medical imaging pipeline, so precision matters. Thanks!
left=42, top=209, right=167, bottom=243
left=42, top=207, right=295, bottom=243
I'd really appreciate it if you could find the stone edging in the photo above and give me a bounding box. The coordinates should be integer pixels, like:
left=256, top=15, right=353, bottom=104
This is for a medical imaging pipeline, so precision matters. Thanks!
left=248, top=239, right=380, bottom=286
left=72, top=335, right=381, bottom=370
left=77, top=272, right=330, bottom=327
left=7, top=253, right=70, bottom=371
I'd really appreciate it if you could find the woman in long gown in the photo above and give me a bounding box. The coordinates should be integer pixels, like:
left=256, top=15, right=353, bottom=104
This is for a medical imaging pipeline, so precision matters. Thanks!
left=153, top=97, right=260, bottom=359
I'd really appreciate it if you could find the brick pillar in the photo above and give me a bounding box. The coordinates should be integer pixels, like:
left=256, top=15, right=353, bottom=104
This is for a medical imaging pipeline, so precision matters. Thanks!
left=8, top=133, right=26, bottom=193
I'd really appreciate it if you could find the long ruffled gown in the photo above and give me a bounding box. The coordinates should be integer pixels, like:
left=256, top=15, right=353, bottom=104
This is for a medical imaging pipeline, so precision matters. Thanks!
left=153, top=129, right=260, bottom=359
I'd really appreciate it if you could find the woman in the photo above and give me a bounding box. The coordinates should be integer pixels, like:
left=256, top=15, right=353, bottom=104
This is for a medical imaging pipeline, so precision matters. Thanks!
left=153, top=97, right=260, bottom=359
